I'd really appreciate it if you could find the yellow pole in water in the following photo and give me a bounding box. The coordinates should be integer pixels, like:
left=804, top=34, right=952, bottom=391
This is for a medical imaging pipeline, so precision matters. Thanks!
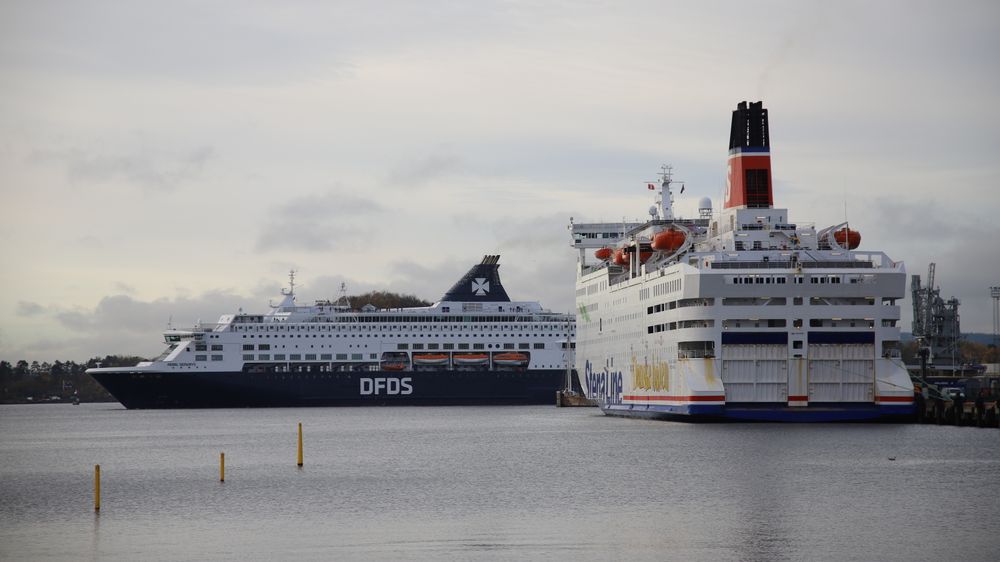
left=220, top=452, right=225, bottom=482
left=297, top=422, right=303, bottom=467
left=94, top=464, right=101, bottom=512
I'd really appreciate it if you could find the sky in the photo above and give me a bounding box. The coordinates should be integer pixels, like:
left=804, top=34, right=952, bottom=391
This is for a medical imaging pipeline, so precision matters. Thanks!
left=1, top=0, right=998, bottom=362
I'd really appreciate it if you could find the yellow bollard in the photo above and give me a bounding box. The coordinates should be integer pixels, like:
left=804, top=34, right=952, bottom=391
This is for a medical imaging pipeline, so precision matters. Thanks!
left=94, top=464, right=101, bottom=512
left=297, top=422, right=303, bottom=467
left=220, top=452, right=225, bottom=482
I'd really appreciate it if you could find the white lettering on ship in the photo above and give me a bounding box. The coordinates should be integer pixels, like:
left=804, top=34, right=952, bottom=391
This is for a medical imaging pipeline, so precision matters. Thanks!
left=360, top=377, right=413, bottom=395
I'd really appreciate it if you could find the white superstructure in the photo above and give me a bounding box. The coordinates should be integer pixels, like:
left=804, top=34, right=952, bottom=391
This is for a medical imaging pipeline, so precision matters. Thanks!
left=144, top=266, right=574, bottom=374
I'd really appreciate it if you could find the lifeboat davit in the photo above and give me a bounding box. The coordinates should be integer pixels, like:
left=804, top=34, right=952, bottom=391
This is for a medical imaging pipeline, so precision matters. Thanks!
left=613, top=248, right=627, bottom=266
left=595, top=247, right=613, bottom=261
left=651, top=228, right=686, bottom=253
left=833, top=228, right=861, bottom=249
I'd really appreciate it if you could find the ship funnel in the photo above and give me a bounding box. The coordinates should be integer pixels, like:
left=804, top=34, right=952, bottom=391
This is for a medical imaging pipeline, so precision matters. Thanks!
left=725, top=101, right=773, bottom=209
left=439, top=254, right=512, bottom=302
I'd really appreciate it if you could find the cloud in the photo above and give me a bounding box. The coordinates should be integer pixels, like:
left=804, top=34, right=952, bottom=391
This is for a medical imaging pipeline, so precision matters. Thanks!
left=0, top=289, right=257, bottom=361
left=113, top=282, right=136, bottom=295
left=0, top=1, right=518, bottom=85
left=856, top=196, right=1000, bottom=333
left=386, top=258, right=468, bottom=303
left=272, top=191, right=382, bottom=219
left=255, top=190, right=384, bottom=253
left=387, top=152, right=464, bottom=187
left=15, top=301, right=46, bottom=317
left=28, top=145, right=214, bottom=191
left=76, top=235, right=104, bottom=249
left=255, top=222, right=345, bottom=253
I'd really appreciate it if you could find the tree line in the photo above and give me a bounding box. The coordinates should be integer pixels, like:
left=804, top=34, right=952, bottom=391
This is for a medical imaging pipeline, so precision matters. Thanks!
left=901, top=340, right=999, bottom=367
left=344, top=291, right=431, bottom=310
left=0, top=356, right=144, bottom=404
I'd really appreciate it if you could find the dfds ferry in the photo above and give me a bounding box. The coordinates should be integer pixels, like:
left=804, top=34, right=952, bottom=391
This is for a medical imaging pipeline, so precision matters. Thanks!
left=570, top=101, right=913, bottom=421
left=88, top=256, right=575, bottom=408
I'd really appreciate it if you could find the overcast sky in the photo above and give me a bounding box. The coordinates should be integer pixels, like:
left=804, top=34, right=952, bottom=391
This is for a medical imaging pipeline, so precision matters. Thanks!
left=1, top=0, right=998, bottom=362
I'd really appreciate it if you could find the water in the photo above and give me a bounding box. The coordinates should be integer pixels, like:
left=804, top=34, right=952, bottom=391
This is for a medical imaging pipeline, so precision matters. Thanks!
left=1, top=404, right=999, bottom=561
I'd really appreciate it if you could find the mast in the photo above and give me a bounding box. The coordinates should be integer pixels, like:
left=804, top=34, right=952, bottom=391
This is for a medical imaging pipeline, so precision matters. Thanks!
left=282, top=270, right=297, bottom=298
left=659, top=164, right=675, bottom=220
left=564, top=318, right=575, bottom=392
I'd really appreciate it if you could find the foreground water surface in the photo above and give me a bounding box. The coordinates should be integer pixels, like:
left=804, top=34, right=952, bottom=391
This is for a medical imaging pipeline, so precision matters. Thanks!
left=1, top=404, right=998, bottom=561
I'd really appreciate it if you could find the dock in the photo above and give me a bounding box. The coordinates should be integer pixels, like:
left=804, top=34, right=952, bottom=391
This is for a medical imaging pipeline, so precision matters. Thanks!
left=555, top=390, right=596, bottom=407
left=913, top=393, right=1000, bottom=427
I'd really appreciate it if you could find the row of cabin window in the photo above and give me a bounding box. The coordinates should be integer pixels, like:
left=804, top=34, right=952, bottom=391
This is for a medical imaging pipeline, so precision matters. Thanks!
left=238, top=353, right=373, bottom=361
left=231, top=324, right=570, bottom=333
left=225, top=343, right=548, bottom=357
left=647, top=298, right=715, bottom=315
left=728, top=274, right=872, bottom=285
left=731, top=276, right=788, bottom=284
left=238, top=333, right=556, bottom=340
left=231, top=317, right=568, bottom=327
left=648, top=320, right=716, bottom=334
left=398, top=342, right=544, bottom=350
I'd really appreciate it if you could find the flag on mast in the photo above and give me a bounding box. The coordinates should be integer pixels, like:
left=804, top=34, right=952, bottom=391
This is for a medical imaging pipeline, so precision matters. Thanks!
left=647, top=183, right=655, bottom=190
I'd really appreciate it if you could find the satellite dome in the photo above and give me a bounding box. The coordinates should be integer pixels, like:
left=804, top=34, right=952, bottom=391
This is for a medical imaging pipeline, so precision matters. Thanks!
left=698, top=197, right=712, bottom=211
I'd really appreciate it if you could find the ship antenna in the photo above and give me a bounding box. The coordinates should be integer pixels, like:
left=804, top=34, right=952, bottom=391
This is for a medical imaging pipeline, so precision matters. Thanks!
left=842, top=187, right=850, bottom=250
left=844, top=188, right=849, bottom=230
left=339, top=282, right=352, bottom=309
left=280, top=269, right=297, bottom=300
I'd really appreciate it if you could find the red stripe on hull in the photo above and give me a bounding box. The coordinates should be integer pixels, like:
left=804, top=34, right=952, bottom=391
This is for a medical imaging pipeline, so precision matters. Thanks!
left=623, top=395, right=726, bottom=402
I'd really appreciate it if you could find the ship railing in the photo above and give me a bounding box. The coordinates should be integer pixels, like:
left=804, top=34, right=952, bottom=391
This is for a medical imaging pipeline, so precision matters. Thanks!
left=677, top=341, right=716, bottom=359
left=677, top=349, right=715, bottom=359
left=711, top=260, right=795, bottom=269
left=708, top=251, right=902, bottom=270
left=190, top=322, right=226, bottom=332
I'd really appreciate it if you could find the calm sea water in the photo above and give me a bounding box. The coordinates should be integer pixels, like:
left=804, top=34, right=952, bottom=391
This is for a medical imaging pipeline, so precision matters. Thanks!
left=1, top=404, right=999, bottom=561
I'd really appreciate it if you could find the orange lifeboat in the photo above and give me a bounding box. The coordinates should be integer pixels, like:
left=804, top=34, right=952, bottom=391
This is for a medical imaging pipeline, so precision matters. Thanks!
left=613, top=248, right=627, bottom=266
left=453, top=353, right=489, bottom=365
left=413, top=353, right=449, bottom=366
left=493, top=352, right=529, bottom=366
left=638, top=250, right=653, bottom=263
left=833, top=228, right=861, bottom=249
left=595, top=247, right=613, bottom=261
left=651, top=228, right=685, bottom=253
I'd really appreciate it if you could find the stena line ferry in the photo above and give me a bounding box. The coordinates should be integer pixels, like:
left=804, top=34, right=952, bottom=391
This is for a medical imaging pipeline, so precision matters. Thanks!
left=569, top=101, right=914, bottom=421
left=87, top=255, right=575, bottom=408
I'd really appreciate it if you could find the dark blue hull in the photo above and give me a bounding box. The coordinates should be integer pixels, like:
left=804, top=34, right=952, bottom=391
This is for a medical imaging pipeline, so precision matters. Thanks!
left=90, top=368, right=567, bottom=409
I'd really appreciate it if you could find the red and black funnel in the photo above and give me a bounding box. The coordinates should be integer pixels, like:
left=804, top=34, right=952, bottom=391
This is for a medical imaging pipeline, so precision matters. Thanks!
left=725, top=101, right=773, bottom=209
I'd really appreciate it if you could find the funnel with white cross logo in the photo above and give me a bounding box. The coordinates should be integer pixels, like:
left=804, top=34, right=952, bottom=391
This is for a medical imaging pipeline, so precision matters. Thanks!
left=439, top=255, right=511, bottom=302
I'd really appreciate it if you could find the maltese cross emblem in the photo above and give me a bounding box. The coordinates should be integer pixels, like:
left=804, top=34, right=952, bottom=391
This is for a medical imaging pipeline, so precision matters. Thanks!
left=472, top=278, right=490, bottom=296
